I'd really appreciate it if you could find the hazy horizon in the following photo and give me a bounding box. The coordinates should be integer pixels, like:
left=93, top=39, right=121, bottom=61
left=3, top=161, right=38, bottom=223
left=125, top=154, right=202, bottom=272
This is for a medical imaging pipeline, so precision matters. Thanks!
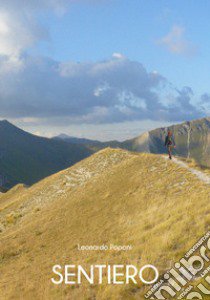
left=2, top=116, right=210, bottom=142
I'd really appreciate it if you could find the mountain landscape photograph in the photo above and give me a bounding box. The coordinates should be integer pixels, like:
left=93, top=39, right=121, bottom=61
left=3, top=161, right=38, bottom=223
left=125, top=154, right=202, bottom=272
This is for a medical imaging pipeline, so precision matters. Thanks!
left=0, top=1, right=210, bottom=300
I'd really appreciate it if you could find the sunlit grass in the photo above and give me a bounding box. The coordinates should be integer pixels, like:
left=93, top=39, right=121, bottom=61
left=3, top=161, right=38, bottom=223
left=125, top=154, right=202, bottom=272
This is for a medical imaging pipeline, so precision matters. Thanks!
left=0, top=148, right=209, bottom=299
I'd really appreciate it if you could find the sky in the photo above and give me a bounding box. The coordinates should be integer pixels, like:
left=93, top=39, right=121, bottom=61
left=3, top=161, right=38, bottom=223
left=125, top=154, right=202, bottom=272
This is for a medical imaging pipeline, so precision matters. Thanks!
left=0, top=0, right=209, bottom=141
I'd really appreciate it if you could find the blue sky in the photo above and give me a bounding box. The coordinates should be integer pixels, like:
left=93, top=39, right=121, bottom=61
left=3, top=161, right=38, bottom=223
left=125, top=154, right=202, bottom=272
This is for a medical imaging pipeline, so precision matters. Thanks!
left=0, top=0, right=209, bottom=140
left=34, top=0, right=210, bottom=93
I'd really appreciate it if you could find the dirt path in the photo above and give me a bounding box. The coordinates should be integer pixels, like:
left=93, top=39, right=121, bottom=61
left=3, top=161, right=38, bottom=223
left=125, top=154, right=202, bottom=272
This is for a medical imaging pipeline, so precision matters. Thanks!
left=162, top=156, right=210, bottom=185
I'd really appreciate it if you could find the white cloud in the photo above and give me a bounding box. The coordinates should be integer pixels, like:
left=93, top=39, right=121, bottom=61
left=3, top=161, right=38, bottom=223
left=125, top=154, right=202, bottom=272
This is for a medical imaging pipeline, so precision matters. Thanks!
left=200, top=93, right=210, bottom=113
left=157, top=25, right=197, bottom=56
left=0, top=1, right=68, bottom=14
left=0, top=3, right=206, bottom=131
left=0, top=0, right=70, bottom=59
left=0, top=10, right=48, bottom=58
left=112, top=52, right=125, bottom=59
left=0, top=55, right=204, bottom=125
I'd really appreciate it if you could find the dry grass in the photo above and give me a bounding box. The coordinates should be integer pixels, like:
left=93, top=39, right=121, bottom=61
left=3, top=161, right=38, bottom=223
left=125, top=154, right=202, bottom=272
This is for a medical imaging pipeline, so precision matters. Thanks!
left=0, top=148, right=209, bottom=299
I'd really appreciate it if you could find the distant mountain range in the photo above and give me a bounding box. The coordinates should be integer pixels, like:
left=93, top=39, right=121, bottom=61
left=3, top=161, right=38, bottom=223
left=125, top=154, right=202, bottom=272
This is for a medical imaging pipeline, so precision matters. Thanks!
left=0, top=116, right=209, bottom=189
left=55, top=117, right=210, bottom=168
left=54, top=134, right=103, bottom=146
left=54, top=134, right=120, bottom=149
left=122, top=117, right=210, bottom=168
left=0, top=120, right=93, bottom=189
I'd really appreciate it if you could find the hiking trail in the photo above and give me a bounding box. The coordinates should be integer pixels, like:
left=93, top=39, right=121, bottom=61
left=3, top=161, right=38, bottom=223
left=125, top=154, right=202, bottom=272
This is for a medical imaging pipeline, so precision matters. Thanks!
left=162, top=156, right=210, bottom=185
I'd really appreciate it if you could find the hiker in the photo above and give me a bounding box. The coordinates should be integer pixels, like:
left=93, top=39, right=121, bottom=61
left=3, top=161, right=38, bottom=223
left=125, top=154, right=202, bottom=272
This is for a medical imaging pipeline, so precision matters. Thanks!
left=165, top=130, right=176, bottom=159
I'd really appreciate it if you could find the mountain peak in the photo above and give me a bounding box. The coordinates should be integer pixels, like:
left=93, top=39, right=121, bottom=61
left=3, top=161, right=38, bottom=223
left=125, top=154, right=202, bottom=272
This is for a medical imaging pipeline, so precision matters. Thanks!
left=56, top=133, right=70, bottom=139
left=0, top=119, right=12, bottom=125
left=0, top=120, right=21, bottom=130
left=0, top=119, right=26, bottom=136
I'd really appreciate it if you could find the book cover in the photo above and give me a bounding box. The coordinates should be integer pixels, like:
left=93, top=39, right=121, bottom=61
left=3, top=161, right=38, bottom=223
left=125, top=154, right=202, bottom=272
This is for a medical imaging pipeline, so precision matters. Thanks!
left=0, top=1, right=209, bottom=299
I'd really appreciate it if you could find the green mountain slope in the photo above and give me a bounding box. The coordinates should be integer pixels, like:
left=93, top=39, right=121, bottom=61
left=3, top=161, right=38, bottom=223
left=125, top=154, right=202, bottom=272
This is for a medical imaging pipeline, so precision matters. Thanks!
left=0, top=120, right=93, bottom=188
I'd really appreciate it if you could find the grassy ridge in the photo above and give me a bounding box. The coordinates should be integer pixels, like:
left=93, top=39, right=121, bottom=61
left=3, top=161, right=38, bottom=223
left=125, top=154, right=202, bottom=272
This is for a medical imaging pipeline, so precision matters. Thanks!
left=0, top=148, right=209, bottom=299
